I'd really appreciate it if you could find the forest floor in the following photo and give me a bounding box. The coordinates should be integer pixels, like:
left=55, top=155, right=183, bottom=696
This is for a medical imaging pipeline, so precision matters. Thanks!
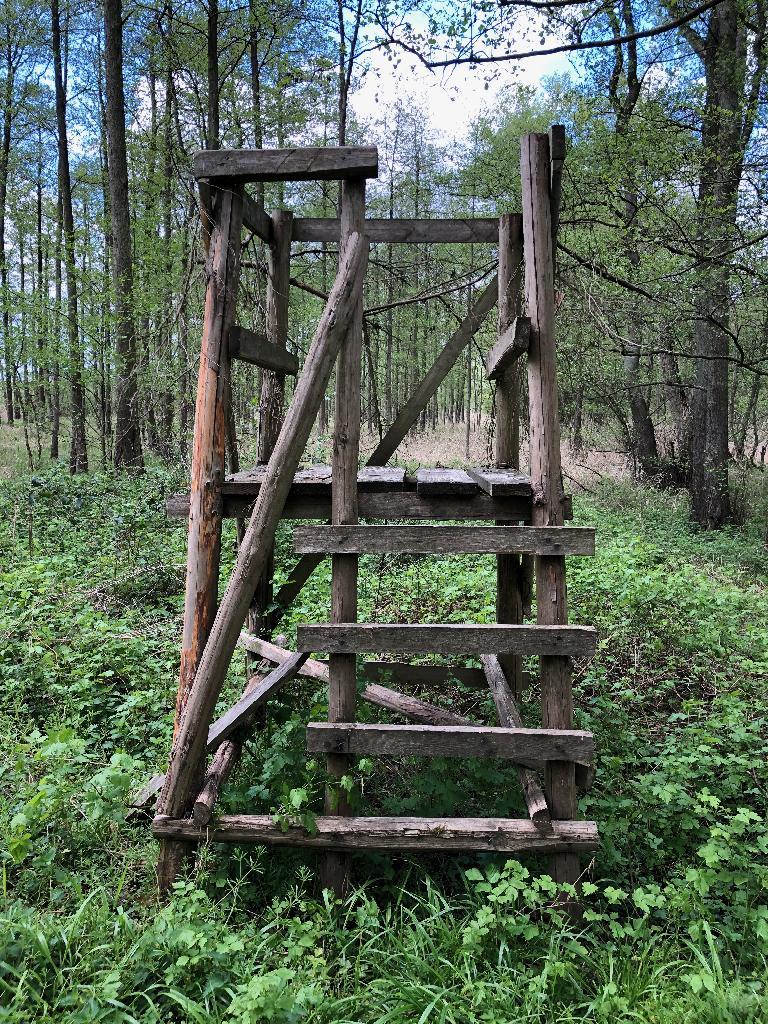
left=1, top=438, right=768, bottom=1022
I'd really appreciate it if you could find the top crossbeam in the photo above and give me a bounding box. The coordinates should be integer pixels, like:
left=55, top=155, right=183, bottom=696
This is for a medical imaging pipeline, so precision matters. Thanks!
left=192, top=146, right=379, bottom=183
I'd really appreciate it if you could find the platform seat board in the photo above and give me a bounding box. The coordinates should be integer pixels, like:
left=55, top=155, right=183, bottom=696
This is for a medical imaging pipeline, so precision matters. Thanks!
left=306, top=722, right=593, bottom=767
left=415, top=468, right=478, bottom=496
left=466, top=467, right=532, bottom=497
left=298, top=623, right=597, bottom=658
left=153, top=814, right=600, bottom=853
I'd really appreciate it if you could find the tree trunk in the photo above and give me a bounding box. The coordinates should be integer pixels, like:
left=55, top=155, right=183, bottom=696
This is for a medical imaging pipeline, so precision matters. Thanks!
left=51, top=0, right=87, bottom=474
left=105, top=0, right=143, bottom=469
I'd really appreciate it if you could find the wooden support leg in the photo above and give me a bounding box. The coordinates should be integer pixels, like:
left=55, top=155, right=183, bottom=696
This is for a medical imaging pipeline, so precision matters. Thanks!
left=155, top=233, right=369, bottom=879
left=496, top=213, right=526, bottom=699
left=322, top=179, right=366, bottom=897
left=521, top=132, right=581, bottom=899
left=247, top=211, right=293, bottom=677
left=157, top=183, right=244, bottom=891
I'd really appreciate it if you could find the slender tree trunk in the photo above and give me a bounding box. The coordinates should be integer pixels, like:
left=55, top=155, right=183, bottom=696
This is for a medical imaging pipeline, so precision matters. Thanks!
left=104, top=0, right=143, bottom=469
left=51, top=0, right=87, bottom=474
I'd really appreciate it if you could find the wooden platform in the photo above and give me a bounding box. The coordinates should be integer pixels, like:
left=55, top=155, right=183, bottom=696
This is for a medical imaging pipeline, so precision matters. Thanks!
left=153, top=814, right=599, bottom=853
left=166, top=464, right=538, bottom=522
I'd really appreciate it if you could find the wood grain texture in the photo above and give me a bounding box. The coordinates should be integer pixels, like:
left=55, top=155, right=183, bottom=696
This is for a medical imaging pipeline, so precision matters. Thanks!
left=481, top=654, right=551, bottom=830
left=192, top=146, right=379, bottom=182
left=167, top=490, right=535, bottom=522
left=298, top=623, right=597, bottom=658
left=466, top=468, right=533, bottom=497
left=486, top=317, right=531, bottom=380
left=156, top=232, right=368, bottom=829
left=415, top=468, right=477, bottom=495
left=522, top=130, right=580, bottom=890
left=153, top=814, right=600, bottom=853
left=292, top=525, right=594, bottom=556
left=206, top=653, right=308, bottom=748
left=306, top=722, right=593, bottom=767
left=323, top=179, right=367, bottom=894
left=229, top=325, right=299, bottom=374
left=241, top=193, right=272, bottom=242
left=291, top=217, right=499, bottom=244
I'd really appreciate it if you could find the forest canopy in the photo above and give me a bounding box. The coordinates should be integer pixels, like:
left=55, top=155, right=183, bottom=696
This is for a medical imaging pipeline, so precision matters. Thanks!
left=1, top=0, right=766, bottom=528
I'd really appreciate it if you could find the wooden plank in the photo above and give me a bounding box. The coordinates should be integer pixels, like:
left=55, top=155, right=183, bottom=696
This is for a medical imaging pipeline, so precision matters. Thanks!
left=323, top=177, right=367, bottom=895
left=361, top=683, right=473, bottom=727
left=155, top=232, right=369, bottom=835
left=193, top=665, right=268, bottom=826
left=368, top=275, right=499, bottom=466
left=292, top=525, right=594, bottom=556
left=153, top=814, right=600, bottom=854
left=167, top=490, right=535, bottom=522
left=466, top=468, right=535, bottom=497
left=549, top=124, right=566, bottom=242
left=306, top=723, right=593, bottom=767
left=241, top=193, right=272, bottom=242
left=486, top=317, right=531, bottom=379
left=298, top=623, right=597, bottom=658
left=415, top=468, right=477, bottom=496
left=496, top=214, right=529, bottom=698
left=523, top=129, right=579, bottom=893
left=192, top=146, right=378, bottom=182
left=291, top=217, right=500, bottom=244
left=222, top=465, right=406, bottom=496
left=206, top=653, right=308, bottom=749
left=157, top=186, right=244, bottom=889
left=481, top=655, right=551, bottom=830
left=229, top=325, right=299, bottom=375
left=238, top=632, right=329, bottom=681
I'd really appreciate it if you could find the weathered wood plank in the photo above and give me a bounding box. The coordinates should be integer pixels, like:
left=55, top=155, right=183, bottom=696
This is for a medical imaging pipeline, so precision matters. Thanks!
left=291, top=217, right=500, bottom=244
left=238, top=632, right=329, bottom=681
left=292, top=525, right=594, bottom=556
left=306, top=722, right=593, bottom=767
left=229, top=325, right=299, bottom=375
left=523, top=129, right=579, bottom=892
left=360, top=683, right=473, bottom=727
left=298, top=623, right=597, bottom=658
left=486, top=317, right=531, bottom=380
left=415, top=468, right=477, bottom=496
left=153, top=814, right=600, bottom=853
left=156, top=232, right=369, bottom=834
left=206, top=653, right=308, bottom=749
left=157, top=186, right=244, bottom=889
left=167, top=490, right=539, bottom=522
left=221, top=465, right=406, bottom=496
left=241, top=193, right=273, bottom=242
left=466, top=468, right=536, bottom=497
left=192, top=146, right=379, bottom=182
left=481, top=654, right=551, bottom=830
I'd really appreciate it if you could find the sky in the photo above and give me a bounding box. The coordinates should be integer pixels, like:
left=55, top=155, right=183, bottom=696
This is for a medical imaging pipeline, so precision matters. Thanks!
left=351, top=16, right=571, bottom=144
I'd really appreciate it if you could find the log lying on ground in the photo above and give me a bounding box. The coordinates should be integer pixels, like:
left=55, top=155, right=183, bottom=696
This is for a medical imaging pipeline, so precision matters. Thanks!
left=156, top=233, right=369, bottom=831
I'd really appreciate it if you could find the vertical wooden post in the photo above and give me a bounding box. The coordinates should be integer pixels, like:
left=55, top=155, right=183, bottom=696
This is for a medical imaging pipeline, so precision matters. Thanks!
left=520, top=133, right=580, bottom=892
left=159, top=182, right=243, bottom=889
left=322, top=179, right=366, bottom=896
left=248, top=210, right=293, bottom=660
left=495, top=213, right=526, bottom=698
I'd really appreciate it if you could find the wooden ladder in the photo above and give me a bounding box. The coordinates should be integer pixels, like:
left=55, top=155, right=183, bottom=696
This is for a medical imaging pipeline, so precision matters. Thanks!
left=149, top=130, right=598, bottom=902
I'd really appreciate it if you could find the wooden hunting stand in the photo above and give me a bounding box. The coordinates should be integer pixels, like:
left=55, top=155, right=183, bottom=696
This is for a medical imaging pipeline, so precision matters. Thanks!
left=147, top=130, right=600, bottom=899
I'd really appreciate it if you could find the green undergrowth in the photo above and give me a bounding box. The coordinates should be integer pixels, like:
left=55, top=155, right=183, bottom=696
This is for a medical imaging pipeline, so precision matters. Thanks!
left=1, top=464, right=767, bottom=1021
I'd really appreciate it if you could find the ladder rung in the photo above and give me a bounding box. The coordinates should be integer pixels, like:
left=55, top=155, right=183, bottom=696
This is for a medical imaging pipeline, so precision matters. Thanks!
left=153, top=814, right=599, bottom=853
left=293, top=524, right=594, bottom=556
left=297, top=623, right=597, bottom=658
left=306, top=722, right=593, bottom=768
